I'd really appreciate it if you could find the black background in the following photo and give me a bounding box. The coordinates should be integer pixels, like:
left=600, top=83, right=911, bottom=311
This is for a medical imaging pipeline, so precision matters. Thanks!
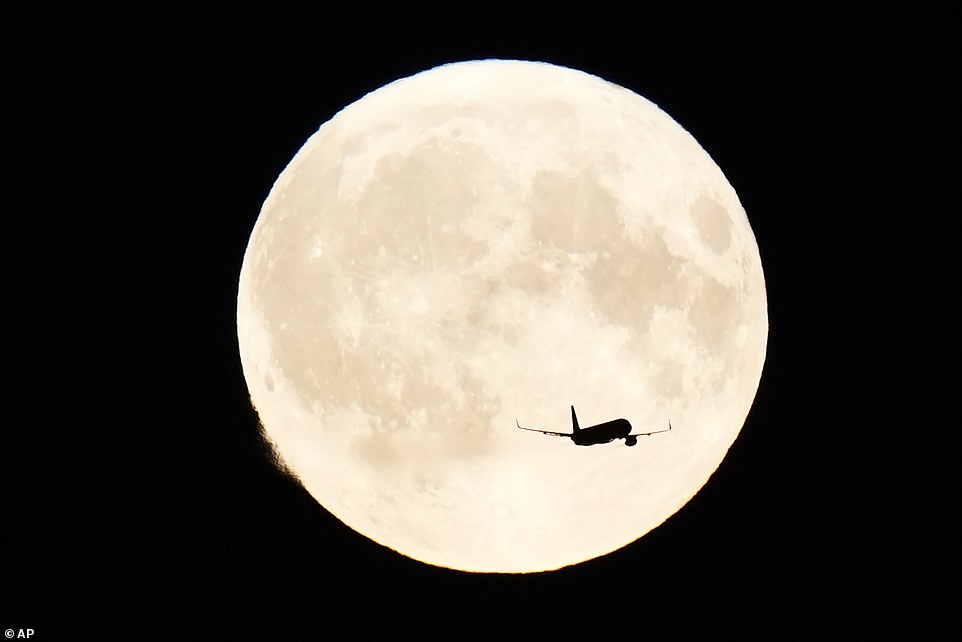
left=8, top=5, right=948, bottom=638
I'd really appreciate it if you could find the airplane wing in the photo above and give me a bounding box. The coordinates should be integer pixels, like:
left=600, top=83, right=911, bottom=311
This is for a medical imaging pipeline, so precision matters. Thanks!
left=629, top=420, right=672, bottom=437
left=516, top=419, right=571, bottom=437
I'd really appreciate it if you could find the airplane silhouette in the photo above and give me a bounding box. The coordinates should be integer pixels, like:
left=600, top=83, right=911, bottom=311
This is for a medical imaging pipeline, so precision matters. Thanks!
left=516, top=406, right=671, bottom=447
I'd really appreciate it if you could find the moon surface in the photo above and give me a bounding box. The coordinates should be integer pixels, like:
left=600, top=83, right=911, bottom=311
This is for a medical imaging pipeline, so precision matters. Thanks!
left=237, top=60, right=767, bottom=572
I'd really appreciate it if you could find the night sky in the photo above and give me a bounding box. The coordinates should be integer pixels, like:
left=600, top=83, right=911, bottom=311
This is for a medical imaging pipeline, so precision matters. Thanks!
left=9, top=5, right=946, bottom=637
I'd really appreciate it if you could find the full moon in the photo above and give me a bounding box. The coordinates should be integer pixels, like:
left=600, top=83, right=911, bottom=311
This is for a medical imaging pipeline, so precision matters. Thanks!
left=237, top=60, right=767, bottom=572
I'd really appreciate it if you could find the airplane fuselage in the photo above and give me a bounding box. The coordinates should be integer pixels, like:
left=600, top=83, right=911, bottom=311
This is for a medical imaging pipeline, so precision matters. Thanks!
left=571, top=419, right=633, bottom=446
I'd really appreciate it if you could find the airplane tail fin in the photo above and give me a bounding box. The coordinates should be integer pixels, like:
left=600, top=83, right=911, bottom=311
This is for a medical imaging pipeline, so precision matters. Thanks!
left=571, top=405, right=581, bottom=433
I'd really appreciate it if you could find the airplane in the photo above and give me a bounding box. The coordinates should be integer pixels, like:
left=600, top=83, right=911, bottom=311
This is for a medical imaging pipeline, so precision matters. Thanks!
left=516, top=406, right=671, bottom=447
